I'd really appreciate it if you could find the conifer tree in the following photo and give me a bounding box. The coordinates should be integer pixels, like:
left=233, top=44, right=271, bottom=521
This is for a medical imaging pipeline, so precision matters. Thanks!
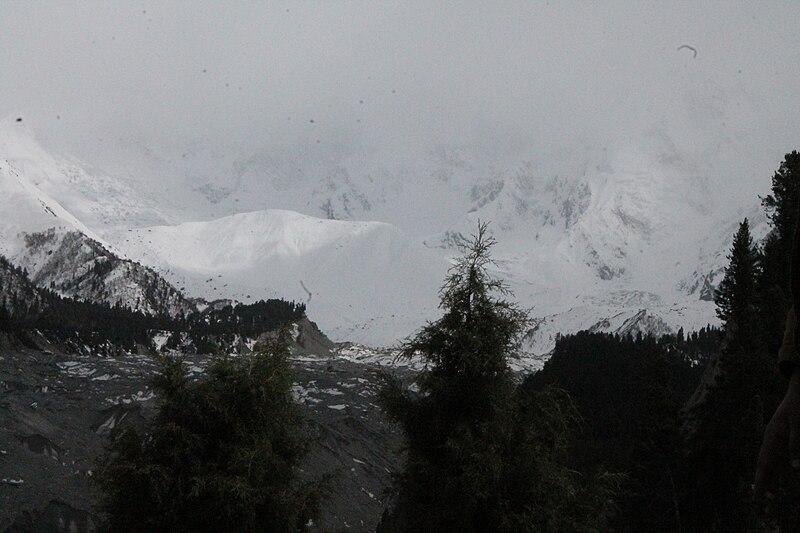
left=715, top=219, right=760, bottom=349
left=756, top=151, right=800, bottom=532
left=378, top=223, right=619, bottom=532
left=685, top=218, right=770, bottom=531
left=95, top=331, right=327, bottom=532
left=759, top=151, right=800, bottom=354
left=762, top=152, right=800, bottom=257
left=524, top=331, right=695, bottom=532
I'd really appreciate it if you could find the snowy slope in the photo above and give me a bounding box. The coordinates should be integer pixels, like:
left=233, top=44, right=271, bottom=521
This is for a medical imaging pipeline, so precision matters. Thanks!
left=0, top=117, right=168, bottom=230
left=14, top=228, right=194, bottom=317
left=0, top=122, right=193, bottom=316
left=0, top=158, right=100, bottom=257
left=108, top=210, right=446, bottom=345
left=0, top=113, right=772, bottom=350
left=90, top=101, right=764, bottom=344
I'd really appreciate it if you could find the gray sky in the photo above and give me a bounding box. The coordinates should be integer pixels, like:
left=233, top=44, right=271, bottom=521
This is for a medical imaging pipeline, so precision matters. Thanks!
left=1, top=1, right=799, bottom=188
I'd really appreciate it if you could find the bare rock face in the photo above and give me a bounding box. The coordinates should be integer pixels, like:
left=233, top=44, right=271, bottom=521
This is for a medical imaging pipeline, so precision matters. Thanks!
left=14, top=229, right=195, bottom=318
left=293, top=317, right=337, bottom=357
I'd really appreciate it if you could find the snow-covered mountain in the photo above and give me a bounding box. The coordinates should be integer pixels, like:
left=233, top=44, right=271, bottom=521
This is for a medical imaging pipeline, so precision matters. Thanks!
left=0, top=125, right=193, bottom=317
left=0, top=120, right=168, bottom=231
left=16, top=228, right=194, bottom=317
left=0, top=114, right=771, bottom=351
left=107, top=209, right=444, bottom=345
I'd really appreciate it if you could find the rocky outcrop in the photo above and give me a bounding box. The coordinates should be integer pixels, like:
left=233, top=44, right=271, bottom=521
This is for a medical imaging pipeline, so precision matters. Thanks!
left=14, top=229, right=194, bottom=318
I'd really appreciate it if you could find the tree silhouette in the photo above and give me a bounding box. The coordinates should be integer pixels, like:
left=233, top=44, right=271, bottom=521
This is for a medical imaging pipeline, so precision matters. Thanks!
left=379, top=223, right=619, bottom=532
left=95, top=331, right=327, bottom=532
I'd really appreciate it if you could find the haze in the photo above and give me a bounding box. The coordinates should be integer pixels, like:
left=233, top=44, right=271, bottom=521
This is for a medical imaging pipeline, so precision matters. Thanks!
left=1, top=1, right=799, bottom=209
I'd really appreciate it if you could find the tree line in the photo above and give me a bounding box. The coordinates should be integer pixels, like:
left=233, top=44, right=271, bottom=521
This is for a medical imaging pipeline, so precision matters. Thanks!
left=523, top=152, right=800, bottom=531
left=0, top=254, right=306, bottom=354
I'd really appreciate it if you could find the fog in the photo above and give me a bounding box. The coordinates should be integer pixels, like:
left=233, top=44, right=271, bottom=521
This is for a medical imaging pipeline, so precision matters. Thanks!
left=1, top=1, right=799, bottom=194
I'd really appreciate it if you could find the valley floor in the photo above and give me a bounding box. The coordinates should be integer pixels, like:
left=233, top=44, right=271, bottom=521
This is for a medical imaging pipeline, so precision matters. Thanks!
left=0, top=345, right=405, bottom=533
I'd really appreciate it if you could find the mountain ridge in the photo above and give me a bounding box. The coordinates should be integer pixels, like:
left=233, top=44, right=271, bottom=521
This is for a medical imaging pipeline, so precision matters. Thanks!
left=0, top=118, right=768, bottom=350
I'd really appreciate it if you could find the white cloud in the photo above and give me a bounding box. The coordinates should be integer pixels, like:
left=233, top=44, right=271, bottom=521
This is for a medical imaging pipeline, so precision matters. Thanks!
left=0, top=1, right=797, bottom=198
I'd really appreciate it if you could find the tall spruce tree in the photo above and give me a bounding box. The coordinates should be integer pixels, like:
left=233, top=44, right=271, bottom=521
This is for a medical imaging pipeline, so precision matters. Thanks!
left=378, top=223, right=619, bottom=532
left=715, top=219, right=760, bottom=349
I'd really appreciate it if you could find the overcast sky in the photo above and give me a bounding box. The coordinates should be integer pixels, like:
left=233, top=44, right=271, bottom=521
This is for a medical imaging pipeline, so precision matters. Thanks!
left=1, top=1, right=799, bottom=186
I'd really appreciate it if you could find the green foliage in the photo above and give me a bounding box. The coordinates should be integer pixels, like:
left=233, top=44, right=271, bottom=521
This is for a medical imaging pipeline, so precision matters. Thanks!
left=407, top=224, right=529, bottom=378
left=94, top=331, right=327, bottom=532
left=379, top=223, right=620, bottom=532
left=683, top=368, right=768, bottom=531
left=762, top=151, right=800, bottom=250
left=185, top=299, right=306, bottom=338
left=759, top=151, right=800, bottom=355
left=0, top=253, right=305, bottom=353
left=754, top=152, right=800, bottom=532
left=525, top=330, right=714, bottom=532
left=684, top=156, right=800, bottom=532
left=684, top=218, right=772, bottom=531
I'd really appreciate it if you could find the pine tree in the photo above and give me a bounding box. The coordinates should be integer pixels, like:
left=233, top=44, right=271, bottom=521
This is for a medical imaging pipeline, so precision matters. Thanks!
left=759, top=151, right=800, bottom=355
left=762, top=152, right=800, bottom=252
left=94, top=331, right=327, bottom=532
left=378, top=223, right=619, bottom=532
left=751, top=152, right=800, bottom=530
left=685, top=218, right=771, bottom=531
left=715, top=219, right=760, bottom=348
